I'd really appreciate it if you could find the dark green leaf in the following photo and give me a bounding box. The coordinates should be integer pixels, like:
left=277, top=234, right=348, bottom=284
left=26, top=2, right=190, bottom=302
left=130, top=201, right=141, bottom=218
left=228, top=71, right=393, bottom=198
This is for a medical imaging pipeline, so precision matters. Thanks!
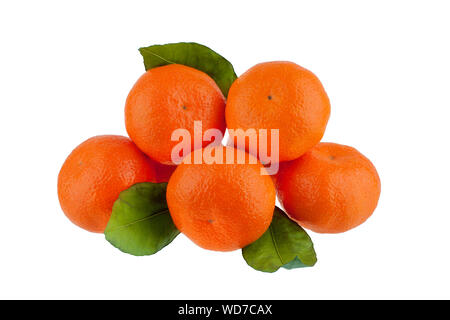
left=242, top=207, right=317, bottom=273
left=104, top=182, right=179, bottom=256
left=139, top=42, right=237, bottom=97
left=282, top=257, right=309, bottom=270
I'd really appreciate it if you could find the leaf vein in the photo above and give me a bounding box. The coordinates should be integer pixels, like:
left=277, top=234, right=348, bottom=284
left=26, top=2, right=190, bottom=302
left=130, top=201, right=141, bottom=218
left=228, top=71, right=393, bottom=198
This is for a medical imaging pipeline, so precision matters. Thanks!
left=144, top=50, right=175, bottom=65
left=269, top=225, right=285, bottom=266
left=107, top=209, right=169, bottom=233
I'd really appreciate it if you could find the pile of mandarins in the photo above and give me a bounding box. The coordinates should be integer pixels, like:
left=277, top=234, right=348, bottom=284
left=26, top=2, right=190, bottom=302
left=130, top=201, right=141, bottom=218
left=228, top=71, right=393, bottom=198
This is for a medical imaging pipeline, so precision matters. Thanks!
left=57, top=42, right=380, bottom=272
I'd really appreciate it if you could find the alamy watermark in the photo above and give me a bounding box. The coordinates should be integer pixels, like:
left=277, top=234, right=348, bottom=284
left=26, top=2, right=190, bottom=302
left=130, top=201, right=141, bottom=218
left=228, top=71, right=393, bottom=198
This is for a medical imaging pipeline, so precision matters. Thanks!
left=170, top=121, right=279, bottom=175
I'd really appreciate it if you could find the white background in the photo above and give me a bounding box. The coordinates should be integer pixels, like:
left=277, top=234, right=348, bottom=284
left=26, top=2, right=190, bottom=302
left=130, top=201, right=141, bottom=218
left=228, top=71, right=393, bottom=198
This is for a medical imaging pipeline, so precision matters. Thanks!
left=1, top=0, right=449, bottom=299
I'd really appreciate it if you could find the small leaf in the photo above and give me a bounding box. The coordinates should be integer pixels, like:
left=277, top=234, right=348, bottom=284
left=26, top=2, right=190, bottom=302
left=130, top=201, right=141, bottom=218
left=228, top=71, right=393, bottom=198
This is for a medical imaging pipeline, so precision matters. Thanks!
left=282, top=257, right=309, bottom=270
left=139, top=42, right=237, bottom=97
left=242, top=207, right=317, bottom=273
left=105, top=182, right=179, bottom=256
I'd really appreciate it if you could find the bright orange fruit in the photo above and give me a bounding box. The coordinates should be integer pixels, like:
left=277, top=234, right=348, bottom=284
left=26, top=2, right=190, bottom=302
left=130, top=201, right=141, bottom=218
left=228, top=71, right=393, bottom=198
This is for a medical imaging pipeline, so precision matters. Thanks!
left=275, top=142, right=381, bottom=233
left=57, top=135, right=156, bottom=233
left=166, top=145, right=276, bottom=251
left=226, top=61, right=330, bottom=162
left=125, top=64, right=226, bottom=165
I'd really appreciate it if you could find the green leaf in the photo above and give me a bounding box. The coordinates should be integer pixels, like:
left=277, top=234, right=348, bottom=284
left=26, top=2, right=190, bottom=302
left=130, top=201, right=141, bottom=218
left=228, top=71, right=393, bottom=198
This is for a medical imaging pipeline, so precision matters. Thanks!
left=242, top=207, right=317, bottom=273
left=139, top=42, right=237, bottom=97
left=282, top=257, right=309, bottom=270
left=104, top=182, right=179, bottom=256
